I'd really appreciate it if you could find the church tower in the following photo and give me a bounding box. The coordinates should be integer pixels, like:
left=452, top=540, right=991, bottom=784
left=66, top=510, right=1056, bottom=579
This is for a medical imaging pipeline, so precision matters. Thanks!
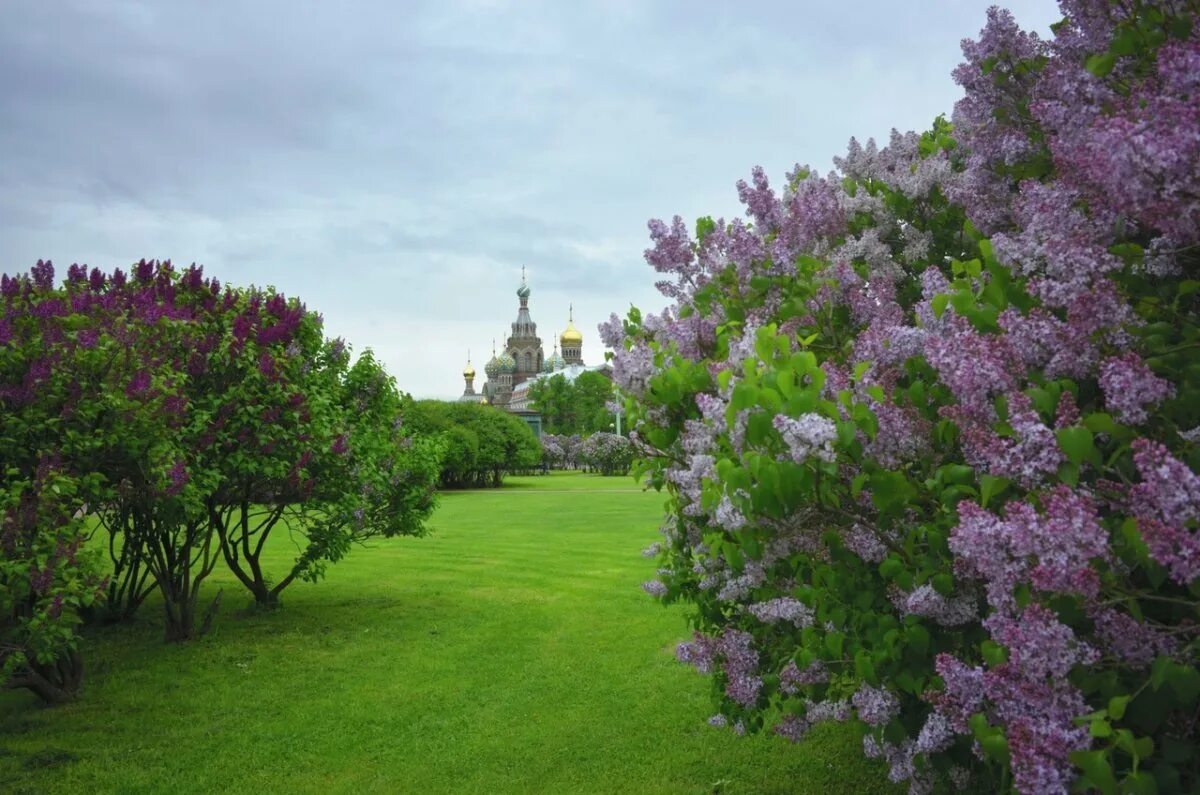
left=507, top=267, right=544, bottom=384
left=560, top=303, right=584, bottom=366
left=458, top=352, right=483, bottom=402
left=483, top=340, right=501, bottom=405
left=495, top=342, right=516, bottom=406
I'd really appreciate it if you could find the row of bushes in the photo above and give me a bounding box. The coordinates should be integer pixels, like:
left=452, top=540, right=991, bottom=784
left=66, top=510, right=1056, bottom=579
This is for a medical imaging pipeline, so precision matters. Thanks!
left=403, top=400, right=542, bottom=488
left=541, top=432, right=635, bottom=476
left=616, top=4, right=1198, bottom=793
left=1, top=261, right=443, bottom=703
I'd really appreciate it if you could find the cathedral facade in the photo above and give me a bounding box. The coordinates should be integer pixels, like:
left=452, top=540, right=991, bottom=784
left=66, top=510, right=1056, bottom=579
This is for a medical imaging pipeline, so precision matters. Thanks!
left=458, top=270, right=589, bottom=415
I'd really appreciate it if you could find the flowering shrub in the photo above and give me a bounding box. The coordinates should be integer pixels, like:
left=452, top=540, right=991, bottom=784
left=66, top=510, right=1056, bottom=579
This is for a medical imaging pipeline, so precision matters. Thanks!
left=2, top=260, right=443, bottom=691
left=540, top=433, right=586, bottom=470
left=577, top=432, right=634, bottom=476
left=616, top=3, right=1199, bottom=793
left=540, top=434, right=566, bottom=468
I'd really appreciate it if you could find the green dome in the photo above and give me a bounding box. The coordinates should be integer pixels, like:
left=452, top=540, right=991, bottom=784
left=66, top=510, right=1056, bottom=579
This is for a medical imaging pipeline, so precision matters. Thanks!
left=498, top=351, right=516, bottom=373
left=517, top=282, right=530, bottom=300
left=484, top=355, right=501, bottom=378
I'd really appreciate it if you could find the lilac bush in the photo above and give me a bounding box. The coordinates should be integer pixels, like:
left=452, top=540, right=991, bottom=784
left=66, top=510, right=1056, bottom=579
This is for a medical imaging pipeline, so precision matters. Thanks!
left=615, top=3, right=1199, bottom=792
left=2, top=259, right=443, bottom=694
left=577, top=432, right=634, bottom=476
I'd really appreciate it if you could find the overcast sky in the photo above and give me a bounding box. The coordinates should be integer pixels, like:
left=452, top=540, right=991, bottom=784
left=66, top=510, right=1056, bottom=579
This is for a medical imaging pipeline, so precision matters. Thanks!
left=1, top=0, right=1061, bottom=398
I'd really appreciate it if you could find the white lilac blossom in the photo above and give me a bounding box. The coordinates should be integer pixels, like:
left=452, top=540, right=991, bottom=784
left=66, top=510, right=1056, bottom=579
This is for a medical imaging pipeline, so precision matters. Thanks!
left=772, top=413, right=837, bottom=464
left=641, top=580, right=668, bottom=598
left=852, top=683, right=900, bottom=727
left=779, top=659, right=829, bottom=694
left=843, top=524, right=889, bottom=564
left=900, top=585, right=979, bottom=627
left=747, top=597, right=815, bottom=628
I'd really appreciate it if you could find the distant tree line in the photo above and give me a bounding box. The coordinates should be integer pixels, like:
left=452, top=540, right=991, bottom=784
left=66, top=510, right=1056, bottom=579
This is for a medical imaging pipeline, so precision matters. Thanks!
left=403, top=401, right=542, bottom=488
left=527, top=370, right=616, bottom=435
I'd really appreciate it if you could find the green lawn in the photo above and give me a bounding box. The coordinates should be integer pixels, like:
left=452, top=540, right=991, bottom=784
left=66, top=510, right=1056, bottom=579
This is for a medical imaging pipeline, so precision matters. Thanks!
left=1, top=471, right=887, bottom=794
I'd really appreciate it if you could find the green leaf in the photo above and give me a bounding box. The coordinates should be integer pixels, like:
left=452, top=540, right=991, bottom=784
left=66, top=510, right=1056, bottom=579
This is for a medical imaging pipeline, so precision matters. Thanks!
left=1056, top=426, right=1095, bottom=466
left=1166, top=663, right=1200, bottom=705
left=1123, top=771, right=1159, bottom=795
left=1071, top=749, right=1117, bottom=795
left=879, top=557, right=903, bottom=579
left=1086, top=52, right=1117, bottom=77
left=869, top=470, right=917, bottom=515
left=931, top=294, right=949, bottom=319
left=978, top=238, right=996, bottom=265
left=980, top=733, right=1009, bottom=764
left=731, top=383, right=758, bottom=411
left=979, top=475, right=1010, bottom=508
left=981, top=640, right=1008, bottom=667
left=1083, top=412, right=1118, bottom=435
left=1151, top=656, right=1171, bottom=691
left=1108, top=695, right=1129, bottom=721
left=907, top=624, right=930, bottom=657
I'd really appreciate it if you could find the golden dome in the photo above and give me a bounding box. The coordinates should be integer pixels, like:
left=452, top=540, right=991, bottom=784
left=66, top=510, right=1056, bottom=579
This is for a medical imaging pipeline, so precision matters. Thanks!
left=560, top=303, right=582, bottom=345
left=463, top=351, right=476, bottom=378
left=560, top=322, right=582, bottom=345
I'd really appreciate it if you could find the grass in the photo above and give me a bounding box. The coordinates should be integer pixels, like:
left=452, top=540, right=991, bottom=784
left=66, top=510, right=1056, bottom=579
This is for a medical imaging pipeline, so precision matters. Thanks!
left=0, top=471, right=889, bottom=794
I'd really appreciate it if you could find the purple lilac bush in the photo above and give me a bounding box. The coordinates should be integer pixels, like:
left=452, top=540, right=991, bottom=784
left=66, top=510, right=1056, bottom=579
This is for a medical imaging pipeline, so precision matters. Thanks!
left=1, top=260, right=441, bottom=698
left=578, top=432, right=634, bottom=476
left=613, top=3, right=1199, bottom=792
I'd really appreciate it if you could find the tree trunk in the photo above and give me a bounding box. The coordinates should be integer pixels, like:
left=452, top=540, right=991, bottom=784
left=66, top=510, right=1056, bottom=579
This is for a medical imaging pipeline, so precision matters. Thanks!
left=6, top=651, right=84, bottom=705
left=214, top=502, right=288, bottom=608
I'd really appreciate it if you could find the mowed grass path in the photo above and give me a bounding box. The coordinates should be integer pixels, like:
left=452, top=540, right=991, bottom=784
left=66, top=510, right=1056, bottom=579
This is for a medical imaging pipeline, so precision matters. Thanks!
left=1, top=471, right=887, bottom=794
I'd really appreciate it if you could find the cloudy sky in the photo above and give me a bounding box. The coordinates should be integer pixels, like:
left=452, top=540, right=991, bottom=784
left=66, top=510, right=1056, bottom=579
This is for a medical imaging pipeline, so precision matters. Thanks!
left=1, top=0, right=1061, bottom=398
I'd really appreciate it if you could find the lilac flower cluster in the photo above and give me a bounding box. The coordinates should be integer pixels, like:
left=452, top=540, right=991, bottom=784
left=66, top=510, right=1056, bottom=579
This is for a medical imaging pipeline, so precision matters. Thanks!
left=862, top=735, right=921, bottom=788
left=1099, top=353, right=1176, bottom=425
left=842, top=524, right=889, bottom=564
left=899, top=585, right=978, bottom=627
left=772, top=413, right=837, bottom=464
left=1089, top=606, right=1177, bottom=669
left=950, top=487, right=1108, bottom=610
left=779, top=659, right=828, bottom=694
left=747, top=597, right=815, bottom=628
left=852, top=683, right=900, bottom=727
left=1129, top=438, right=1200, bottom=583
left=676, top=629, right=763, bottom=707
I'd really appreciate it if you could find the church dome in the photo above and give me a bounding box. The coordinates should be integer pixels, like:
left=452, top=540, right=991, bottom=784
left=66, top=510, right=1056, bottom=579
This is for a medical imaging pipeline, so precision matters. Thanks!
left=548, top=350, right=566, bottom=371
left=498, top=351, right=516, bottom=373
left=561, top=303, right=582, bottom=345
left=463, top=358, right=476, bottom=379
left=517, top=282, right=530, bottom=300
left=560, top=321, right=582, bottom=346
left=484, top=353, right=500, bottom=378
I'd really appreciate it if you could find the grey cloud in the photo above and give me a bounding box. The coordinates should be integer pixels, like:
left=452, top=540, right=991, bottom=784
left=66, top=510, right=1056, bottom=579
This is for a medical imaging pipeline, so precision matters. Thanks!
left=1, top=0, right=1062, bottom=397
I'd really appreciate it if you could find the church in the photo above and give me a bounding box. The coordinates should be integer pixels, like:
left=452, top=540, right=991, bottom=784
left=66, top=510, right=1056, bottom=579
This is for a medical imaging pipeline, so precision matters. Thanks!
left=457, top=270, right=610, bottom=434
